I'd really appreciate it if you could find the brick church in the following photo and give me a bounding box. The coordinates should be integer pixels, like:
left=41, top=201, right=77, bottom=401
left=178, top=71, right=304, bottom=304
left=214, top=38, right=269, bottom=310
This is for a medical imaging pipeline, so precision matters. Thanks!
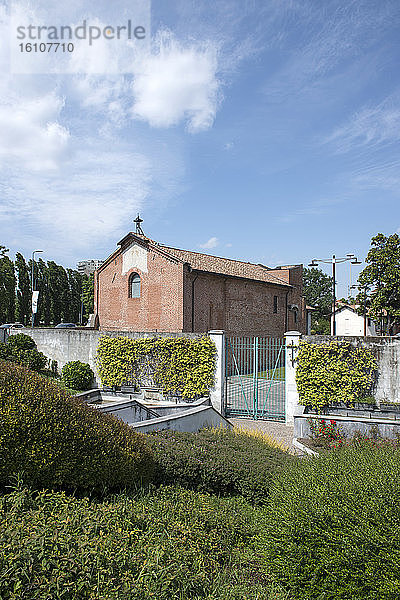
left=94, top=218, right=306, bottom=336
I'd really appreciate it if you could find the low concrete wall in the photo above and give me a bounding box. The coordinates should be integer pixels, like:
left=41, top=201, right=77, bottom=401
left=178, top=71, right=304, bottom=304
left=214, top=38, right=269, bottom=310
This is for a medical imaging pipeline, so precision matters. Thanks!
left=294, top=406, right=400, bottom=440
left=8, top=328, right=204, bottom=385
left=129, top=405, right=232, bottom=433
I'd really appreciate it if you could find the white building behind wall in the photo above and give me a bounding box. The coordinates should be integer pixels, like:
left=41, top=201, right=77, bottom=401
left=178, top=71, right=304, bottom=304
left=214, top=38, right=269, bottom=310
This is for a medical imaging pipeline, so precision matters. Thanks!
left=331, top=304, right=377, bottom=336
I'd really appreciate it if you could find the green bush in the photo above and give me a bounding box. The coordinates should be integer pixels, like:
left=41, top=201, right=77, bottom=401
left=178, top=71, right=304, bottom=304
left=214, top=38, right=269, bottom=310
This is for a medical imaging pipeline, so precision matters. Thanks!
left=147, top=428, right=294, bottom=505
left=97, top=336, right=216, bottom=399
left=62, top=360, right=94, bottom=391
left=258, top=442, right=400, bottom=599
left=0, top=484, right=284, bottom=600
left=0, top=342, right=10, bottom=360
left=0, top=360, right=155, bottom=492
left=3, top=334, right=48, bottom=373
left=7, top=332, right=36, bottom=351
left=12, top=348, right=47, bottom=372
left=296, top=340, right=378, bottom=411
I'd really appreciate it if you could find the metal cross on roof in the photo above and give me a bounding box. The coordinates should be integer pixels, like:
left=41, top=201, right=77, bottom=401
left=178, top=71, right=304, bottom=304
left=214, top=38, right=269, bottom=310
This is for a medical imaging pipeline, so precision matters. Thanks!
left=134, top=214, right=145, bottom=236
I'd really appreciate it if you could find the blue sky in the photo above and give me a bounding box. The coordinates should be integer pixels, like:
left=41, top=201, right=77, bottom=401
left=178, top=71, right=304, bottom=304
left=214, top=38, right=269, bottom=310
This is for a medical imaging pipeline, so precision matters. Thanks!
left=1, top=0, right=400, bottom=297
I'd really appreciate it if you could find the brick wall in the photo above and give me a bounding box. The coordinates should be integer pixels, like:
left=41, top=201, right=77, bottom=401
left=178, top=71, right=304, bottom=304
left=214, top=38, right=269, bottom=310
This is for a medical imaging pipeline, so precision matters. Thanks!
left=183, top=269, right=305, bottom=336
left=96, top=244, right=184, bottom=331
left=95, top=238, right=305, bottom=335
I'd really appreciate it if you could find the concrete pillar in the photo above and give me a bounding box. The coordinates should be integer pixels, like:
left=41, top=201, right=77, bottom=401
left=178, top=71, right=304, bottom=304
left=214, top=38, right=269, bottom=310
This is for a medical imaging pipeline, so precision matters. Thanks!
left=208, top=330, right=225, bottom=415
left=285, top=330, right=301, bottom=425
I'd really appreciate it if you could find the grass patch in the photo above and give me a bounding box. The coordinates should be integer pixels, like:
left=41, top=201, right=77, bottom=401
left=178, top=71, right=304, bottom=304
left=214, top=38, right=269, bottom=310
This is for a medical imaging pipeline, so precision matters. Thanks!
left=258, top=366, right=285, bottom=379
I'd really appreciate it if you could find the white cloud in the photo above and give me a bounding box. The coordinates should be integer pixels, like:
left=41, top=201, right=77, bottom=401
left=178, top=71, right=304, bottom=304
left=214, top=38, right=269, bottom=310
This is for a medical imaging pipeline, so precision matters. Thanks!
left=131, top=31, right=221, bottom=132
left=199, top=236, right=219, bottom=249
left=326, top=97, right=400, bottom=153
left=1, top=146, right=151, bottom=260
left=0, top=92, right=70, bottom=171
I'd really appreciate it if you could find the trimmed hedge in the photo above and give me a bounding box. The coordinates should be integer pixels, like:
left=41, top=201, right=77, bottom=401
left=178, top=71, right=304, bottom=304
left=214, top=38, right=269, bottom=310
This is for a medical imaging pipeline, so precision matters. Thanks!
left=259, top=441, right=400, bottom=599
left=0, top=485, right=283, bottom=600
left=0, top=360, right=155, bottom=492
left=296, top=340, right=378, bottom=411
left=61, top=360, right=94, bottom=391
left=97, top=336, right=216, bottom=399
left=148, top=428, right=294, bottom=505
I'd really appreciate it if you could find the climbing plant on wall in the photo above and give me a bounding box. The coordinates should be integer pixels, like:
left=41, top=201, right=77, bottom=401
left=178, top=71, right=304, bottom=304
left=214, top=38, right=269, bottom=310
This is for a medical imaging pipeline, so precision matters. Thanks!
left=296, top=340, right=378, bottom=411
left=96, top=336, right=216, bottom=399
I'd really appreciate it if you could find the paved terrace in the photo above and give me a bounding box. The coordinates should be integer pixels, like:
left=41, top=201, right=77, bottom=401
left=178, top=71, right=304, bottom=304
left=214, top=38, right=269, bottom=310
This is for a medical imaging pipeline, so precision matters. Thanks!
left=230, top=417, right=298, bottom=454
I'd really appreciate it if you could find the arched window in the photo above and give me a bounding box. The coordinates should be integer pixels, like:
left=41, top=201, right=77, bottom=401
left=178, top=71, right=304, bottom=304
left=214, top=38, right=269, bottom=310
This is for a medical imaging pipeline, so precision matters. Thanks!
left=128, top=273, right=141, bottom=298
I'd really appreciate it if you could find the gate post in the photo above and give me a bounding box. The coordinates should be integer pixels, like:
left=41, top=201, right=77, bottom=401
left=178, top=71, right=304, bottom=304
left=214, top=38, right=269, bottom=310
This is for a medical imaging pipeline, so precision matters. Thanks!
left=208, top=330, right=225, bottom=415
left=284, top=331, right=301, bottom=425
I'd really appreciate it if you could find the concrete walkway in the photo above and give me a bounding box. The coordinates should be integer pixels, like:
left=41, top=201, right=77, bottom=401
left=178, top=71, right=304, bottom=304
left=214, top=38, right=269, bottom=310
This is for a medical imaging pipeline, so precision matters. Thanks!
left=229, top=417, right=297, bottom=453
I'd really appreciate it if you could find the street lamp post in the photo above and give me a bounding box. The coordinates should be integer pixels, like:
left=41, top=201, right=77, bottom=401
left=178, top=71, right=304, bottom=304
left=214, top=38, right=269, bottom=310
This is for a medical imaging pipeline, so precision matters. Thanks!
left=31, top=250, right=44, bottom=328
left=308, top=254, right=361, bottom=336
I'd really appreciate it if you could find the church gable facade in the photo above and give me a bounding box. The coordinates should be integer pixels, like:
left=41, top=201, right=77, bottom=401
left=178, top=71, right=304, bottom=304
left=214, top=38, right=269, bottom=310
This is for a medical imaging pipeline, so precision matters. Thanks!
left=94, top=230, right=305, bottom=336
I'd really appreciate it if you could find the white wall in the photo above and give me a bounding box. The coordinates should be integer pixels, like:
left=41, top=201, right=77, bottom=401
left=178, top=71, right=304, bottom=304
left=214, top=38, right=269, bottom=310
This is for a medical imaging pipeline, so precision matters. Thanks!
left=331, top=308, right=376, bottom=336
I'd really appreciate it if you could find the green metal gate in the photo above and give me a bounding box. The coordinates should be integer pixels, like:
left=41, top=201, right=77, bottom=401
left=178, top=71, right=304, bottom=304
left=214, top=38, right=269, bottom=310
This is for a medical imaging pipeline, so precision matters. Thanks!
left=225, top=336, right=286, bottom=420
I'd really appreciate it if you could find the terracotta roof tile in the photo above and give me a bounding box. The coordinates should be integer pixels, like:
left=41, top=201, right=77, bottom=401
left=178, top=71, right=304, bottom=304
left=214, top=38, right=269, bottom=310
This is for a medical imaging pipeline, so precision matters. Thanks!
left=160, top=245, right=291, bottom=286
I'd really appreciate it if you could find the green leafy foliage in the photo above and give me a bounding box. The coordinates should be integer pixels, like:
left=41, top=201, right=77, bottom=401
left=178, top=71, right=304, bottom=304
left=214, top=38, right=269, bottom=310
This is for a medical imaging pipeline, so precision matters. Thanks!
left=11, top=348, right=47, bottom=372
left=97, top=336, right=216, bottom=399
left=0, top=342, right=10, bottom=360
left=296, top=340, right=377, bottom=411
left=82, top=272, right=94, bottom=319
left=303, top=267, right=333, bottom=333
left=4, top=334, right=47, bottom=373
left=0, top=245, right=16, bottom=325
left=14, top=252, right=31, bottom=325
left=7, top=333, right=37, bottom=351
left=258, top=442, right=400, bottom=599
left=358, top=232, right=400, bottom=334
left=148, top=428, right=294, bottom=505
left=61, top=360, right=94, bottom=391
left=0, top=360, right=155, bottom=492
left=0, top=484, right=284, bottom=600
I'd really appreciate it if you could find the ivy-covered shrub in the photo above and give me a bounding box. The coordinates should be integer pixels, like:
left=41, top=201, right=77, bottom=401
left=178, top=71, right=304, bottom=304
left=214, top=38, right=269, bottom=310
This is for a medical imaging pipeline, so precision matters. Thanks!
left=7, top=333, right=36, bottom=351
left=62, top=360, right=94, bottom=391
left=296, top=340, right=377, bottom=411
left=0, top=485, right=273, bottom=600
left=97, top=336, right=216, bottom=399
left=258, top=442, right=400, bottom=600
left=148, top=428, right=294, bottom=505
left=0, top=360, right=155, bottom=492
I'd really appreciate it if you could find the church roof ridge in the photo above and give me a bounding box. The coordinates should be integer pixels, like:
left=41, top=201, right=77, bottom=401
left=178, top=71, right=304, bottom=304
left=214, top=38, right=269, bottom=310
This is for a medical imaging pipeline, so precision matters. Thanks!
left=158, top=243, right=293, bottom=287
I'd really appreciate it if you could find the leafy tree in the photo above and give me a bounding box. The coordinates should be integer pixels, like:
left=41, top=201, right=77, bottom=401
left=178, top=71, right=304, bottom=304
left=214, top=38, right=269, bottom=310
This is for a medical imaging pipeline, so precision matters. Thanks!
left=0, top=246, right=16, bottom=324
left=15, top=253, right=31, bottom=325
left=35, top=258, right=49, bottom=325
left=67, top=269, right=83, bottom=323
left=303, top=267, right=333, bottom=334
left=82, top=273, right=94, bottom=321
left=357, top=232, right=400, bottom=334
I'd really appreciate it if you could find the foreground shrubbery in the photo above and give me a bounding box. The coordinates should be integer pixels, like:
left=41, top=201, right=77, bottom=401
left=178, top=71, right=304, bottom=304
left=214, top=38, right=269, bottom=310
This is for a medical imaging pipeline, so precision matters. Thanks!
left=0, top=484, right=287, bottom=600
left=148, top=428, right=294, bottom=505
left=0, top=360, right=154, bottom=492
left=259, top=441, right=400, bottom=599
